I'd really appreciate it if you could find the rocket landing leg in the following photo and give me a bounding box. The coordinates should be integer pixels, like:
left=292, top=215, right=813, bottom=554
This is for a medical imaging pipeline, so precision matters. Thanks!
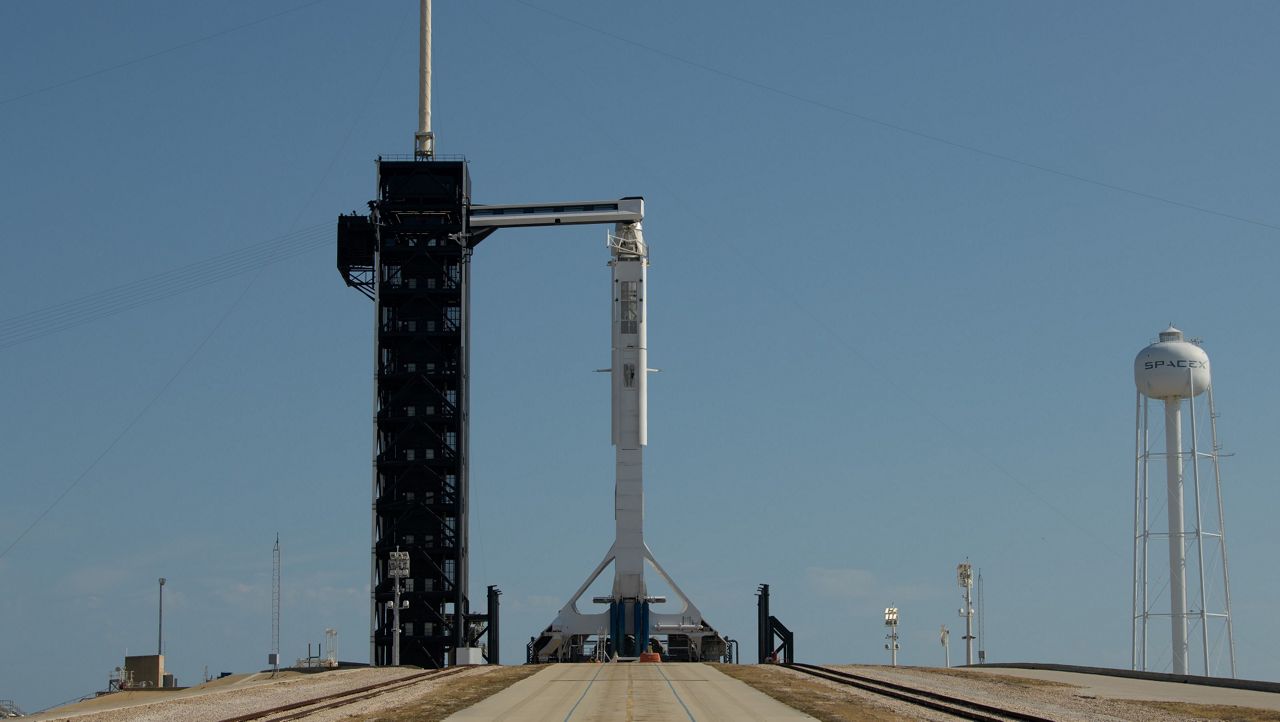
left=530, top=542, right=726, bottom=662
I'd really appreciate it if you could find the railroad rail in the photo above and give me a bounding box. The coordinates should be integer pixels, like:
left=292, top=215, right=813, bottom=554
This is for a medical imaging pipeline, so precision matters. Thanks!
left=784, top=663, right=1056, bottom=722
left=216, top=666, right=471, bottom=722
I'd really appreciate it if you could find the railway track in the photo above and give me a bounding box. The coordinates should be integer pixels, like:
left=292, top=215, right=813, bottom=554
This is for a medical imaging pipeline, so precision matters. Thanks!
left=785, top=663, right=1057, bottom=722
left=216, top=666, right=470, bottom=722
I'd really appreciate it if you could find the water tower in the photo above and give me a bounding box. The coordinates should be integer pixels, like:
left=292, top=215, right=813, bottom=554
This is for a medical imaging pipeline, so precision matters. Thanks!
left=1132, top=326, right=1236, bottom=676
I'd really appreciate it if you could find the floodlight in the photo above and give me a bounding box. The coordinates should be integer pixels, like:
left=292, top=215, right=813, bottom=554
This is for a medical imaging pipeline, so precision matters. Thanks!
left=957, top=560, right=976, bottom=665
left=883, top=607, right=901, bottom=666
left=388, top=550, right=411, bottom=578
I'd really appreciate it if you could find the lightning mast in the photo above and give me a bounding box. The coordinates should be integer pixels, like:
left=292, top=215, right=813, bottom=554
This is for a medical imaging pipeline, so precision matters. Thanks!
left=415, top=0, right=433, bottom=159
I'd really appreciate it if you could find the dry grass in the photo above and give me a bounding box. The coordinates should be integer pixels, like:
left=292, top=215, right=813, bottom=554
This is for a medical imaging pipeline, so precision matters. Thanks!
left=910, top=667, right=1076, bottom=689
left=1116, top=699, right=1280, bottom=722
left=711, top=664, right=918, bottom=722
left=351, top=666, right=541, bottom=722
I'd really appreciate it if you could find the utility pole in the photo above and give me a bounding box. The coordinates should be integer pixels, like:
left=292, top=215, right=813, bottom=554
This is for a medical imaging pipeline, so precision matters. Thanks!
left=884, top=607, right=900, bottom=666
left=157, top=577, right=166, bottom=656
left=976, top=569, right=986, bottom=664
left=941, top=625, right=950, bottom=668
left=958, top=561, right=974, bottom=665
left=271, top=535, right=281, bottom=676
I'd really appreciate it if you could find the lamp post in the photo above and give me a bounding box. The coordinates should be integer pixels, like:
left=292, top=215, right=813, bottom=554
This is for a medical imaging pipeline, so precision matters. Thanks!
left=940, top=625, right=950, bottom=668
left=158, top=577, right=167, bottom=656
left=387, top=549, right=410, bottom=666
left=957, top=562, right=974, bottom=665
left=884, top=607, right=900, bottom=666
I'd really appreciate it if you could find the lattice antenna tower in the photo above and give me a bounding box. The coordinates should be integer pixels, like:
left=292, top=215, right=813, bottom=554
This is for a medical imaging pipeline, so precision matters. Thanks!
left=272, top=534, right=281, bottom=672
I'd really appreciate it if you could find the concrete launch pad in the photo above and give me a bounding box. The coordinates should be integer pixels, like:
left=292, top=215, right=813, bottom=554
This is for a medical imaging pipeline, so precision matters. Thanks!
left=445, top=663, right=814, bottom=721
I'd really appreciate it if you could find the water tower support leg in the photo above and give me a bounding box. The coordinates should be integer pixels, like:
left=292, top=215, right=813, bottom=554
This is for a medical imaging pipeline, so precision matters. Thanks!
left=1164, top=399, right=1189, bottom=675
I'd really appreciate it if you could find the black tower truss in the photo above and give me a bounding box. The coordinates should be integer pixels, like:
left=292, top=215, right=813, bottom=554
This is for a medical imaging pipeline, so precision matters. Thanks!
left=757, top=583, right=794, bottom=665
left=337, top=158, right=492, bottom=667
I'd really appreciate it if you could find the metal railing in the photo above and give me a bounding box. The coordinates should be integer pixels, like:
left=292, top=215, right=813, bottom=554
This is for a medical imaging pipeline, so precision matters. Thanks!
left=377, top=153, right=467, bottom=162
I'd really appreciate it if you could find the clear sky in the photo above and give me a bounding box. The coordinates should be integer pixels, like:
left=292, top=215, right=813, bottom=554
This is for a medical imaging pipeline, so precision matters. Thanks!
left=3, top=0, right=1280, bottom=712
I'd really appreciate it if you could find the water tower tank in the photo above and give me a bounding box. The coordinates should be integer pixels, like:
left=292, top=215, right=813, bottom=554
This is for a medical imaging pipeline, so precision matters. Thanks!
left=1133, top=326, right=1210, bottom=399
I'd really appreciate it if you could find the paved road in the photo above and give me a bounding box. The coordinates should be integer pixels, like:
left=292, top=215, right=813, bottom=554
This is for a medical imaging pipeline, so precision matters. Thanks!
left=968, top=667, right=1280, bottom=711
left=446, top=663, right=814, bottom=721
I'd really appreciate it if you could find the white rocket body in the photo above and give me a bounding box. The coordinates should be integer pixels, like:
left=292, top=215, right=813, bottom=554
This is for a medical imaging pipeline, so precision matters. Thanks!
left=531, top=222, right=724, bottom=662
left=610, top=224, right=648, bottom=600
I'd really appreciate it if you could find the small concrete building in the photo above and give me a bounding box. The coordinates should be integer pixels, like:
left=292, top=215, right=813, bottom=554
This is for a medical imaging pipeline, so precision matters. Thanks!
left=123, top=655, right=164, bottom=689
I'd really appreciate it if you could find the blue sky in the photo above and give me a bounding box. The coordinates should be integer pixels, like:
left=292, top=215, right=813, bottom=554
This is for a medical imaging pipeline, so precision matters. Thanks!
left=3, top=0, right=1280, bottom=711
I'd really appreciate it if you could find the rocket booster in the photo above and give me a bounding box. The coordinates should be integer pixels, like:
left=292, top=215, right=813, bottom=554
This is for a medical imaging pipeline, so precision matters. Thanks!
left=531, top=213, right=728, bottom=662
left=609, top=222, right=647, bottom=600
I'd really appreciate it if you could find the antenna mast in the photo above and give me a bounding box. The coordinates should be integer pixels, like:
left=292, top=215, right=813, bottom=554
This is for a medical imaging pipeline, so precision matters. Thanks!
left=415, top=0, right=434, bottom=158
left=272, top=535, right=281, bottom=675
left=976, top=569, right=985, bottom=663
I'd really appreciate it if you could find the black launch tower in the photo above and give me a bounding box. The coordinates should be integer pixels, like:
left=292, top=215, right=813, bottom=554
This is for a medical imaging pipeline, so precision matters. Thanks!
left=337, top=158, right=492, bottom=667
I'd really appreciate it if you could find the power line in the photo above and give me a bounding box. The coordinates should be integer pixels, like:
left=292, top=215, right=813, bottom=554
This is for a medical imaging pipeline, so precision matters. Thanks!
left=0, top=224, right=331, bottom=351
left=0, top=0, right=330, bottom=106
left=511, top=0, right=1280, bottom=235
left=0, top=16, right=398, bottom=561
left=0, top=224, right=327, bottom=333
left=484, top=3, right=1127, bottom=560
left=0, top=273, right=256, bottom=563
